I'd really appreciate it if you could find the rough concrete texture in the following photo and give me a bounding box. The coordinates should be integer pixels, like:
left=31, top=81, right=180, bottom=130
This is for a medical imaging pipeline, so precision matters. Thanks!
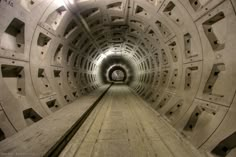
left=0, top=0, right=236, bottom=157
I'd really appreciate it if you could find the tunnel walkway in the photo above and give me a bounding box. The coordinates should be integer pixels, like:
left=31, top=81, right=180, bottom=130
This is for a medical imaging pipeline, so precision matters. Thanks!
left=59, top=84, right=204, bottom=157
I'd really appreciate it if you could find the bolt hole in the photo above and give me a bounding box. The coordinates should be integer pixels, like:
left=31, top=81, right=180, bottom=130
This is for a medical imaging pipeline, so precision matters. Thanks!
left=214, top=40, right=218, bottom=45
left=222, top=146, right=228, bottom=153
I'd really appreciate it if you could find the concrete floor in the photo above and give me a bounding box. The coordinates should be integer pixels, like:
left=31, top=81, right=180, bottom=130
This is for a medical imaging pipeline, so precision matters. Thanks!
left=60, top=84, right=205, bottom=157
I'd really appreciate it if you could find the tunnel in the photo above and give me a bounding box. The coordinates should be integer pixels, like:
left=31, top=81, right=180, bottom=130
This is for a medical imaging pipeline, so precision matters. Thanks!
left=0, top=0, right=236, bottom=156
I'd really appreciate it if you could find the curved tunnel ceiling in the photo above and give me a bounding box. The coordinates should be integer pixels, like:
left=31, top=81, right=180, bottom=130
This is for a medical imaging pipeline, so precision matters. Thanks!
left=0, top=0, right=236, bottom=156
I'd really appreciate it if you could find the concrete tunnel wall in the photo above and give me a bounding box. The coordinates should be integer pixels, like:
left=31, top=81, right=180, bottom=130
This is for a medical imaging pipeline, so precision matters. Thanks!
left=0, top=0, right=236, bottom=156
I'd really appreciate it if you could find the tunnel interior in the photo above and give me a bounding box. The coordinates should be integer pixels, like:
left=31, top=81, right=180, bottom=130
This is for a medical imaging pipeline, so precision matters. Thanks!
left=99, top=55, right=135, bottom=84
left=0, top=0, right=236, bottom=156
left=110, top=68, right=126, bottom=82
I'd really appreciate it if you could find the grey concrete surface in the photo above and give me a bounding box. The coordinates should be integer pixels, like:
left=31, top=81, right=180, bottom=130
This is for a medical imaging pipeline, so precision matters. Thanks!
left=0, top=85, right=109, bottom=156
left=60, top=84, right=205, bottom=157
left=0, top=0, right=236, bottom=156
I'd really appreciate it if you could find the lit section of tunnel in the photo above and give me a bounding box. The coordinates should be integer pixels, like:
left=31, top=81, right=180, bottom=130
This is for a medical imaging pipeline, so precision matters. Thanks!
left=0, top=0, right=236, bottom=156
left=98, top=54, right=136, bottom=84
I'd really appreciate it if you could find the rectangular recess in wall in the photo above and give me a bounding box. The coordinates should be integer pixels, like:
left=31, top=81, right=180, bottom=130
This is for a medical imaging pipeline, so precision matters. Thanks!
left=73, top=91, right=78, bottom=98
left=67, top=49, right=73, bottom=64
left=45, top=6, right=67, bottom=30
left=185, top=66, right=198, bottom=90
left=53, top=44, right=63, bottom=65
left=1, top=64, right=25, bottom=95
left=163, top=1, right=183, bottom=25
left=161, top=49, right=168, bottom=65
left=0, top=18, right=25, bottom=53
left=130, top=20, right=145, bottom=31
left=38, top=68, right=45, bottom=78
left=183, top=103, right=217, bottom=132
left=183, top=106, right=202, bottom=131
left=146, top=59, right=150, bottom=69
left=169, top=69, right=178, bottom=89
left=203, top=63, right=225, bottom=97
left=135, top=5, right=150, bottom=18
left=37, top=33, right=51, bottom=56
left=89, top=20, right=101, bottom=28
left=166, top=100, right=183, bottom=118
left=80, top=38, right=89, bottom=50
left=64, top=95, right=71, bottom=103
left=211, top=132, right=236, bottom=157
left=67, top=72, right=75, bottom=88
left=155, top=20, right=172, bottom=39
left=148, top=29, right=156, bottom=38
left=111, top=16, right=125, bottom=23
left=46, top=99, right=60, bottom=112
left=184, top=33, right=198, bottom=58
left=71, top=32, right=83, bottom=47
left=189, top=0, right=211, bottom=11
left=168, top=41, right=178, bottom=62
left=64, top=20, right=77, bottom=39
left=0, top=128, right=6, bottom=141
left=74, top=72, right=77, bottom=78
left=203, top=12, right=225, bottom=51
left=23, top=108, right=42, bottom=126
left=1, top=65, right=23, bottom=77
left=53, top=70, right=61, bottom=77
left=107, top=2, right=123, bottom=11
left=37, top=33, right=51, bottom=47
left=156, top=94, right=172, bottom=109
left=145, top=91, right=153, bottom=100
left=37, top=68, right=52, bottom=96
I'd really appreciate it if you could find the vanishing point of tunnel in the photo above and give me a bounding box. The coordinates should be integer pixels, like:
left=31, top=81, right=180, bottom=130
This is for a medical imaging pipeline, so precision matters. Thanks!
left=0, top=0, right=236, bottom=157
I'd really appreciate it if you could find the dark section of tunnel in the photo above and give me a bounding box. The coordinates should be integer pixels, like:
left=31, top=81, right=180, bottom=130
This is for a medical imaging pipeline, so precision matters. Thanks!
left=0, top=0, right=236, bottom=156
left=109, top=66, right=126, bottom=82
left=98, top=55, right=135, bottom=84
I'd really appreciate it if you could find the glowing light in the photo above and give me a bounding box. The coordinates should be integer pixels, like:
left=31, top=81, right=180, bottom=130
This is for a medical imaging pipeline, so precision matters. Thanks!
left=101, top=53, right=107, bottom=58
left=68, top=0, right=75, bottom=4
left=57, top=0, right=65, bottom=5
left=105, top=50, right=114, bottom=55
left=96, top=53, right=107, bottom=65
